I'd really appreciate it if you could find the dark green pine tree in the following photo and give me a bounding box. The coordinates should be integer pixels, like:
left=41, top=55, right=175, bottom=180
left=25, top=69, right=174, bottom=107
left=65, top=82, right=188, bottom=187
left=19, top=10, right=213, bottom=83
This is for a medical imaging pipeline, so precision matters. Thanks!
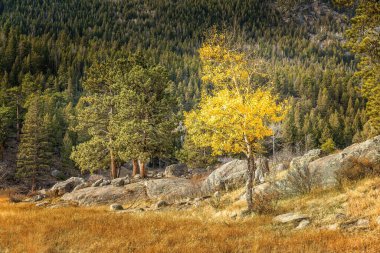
left=16, top=95, right=52, bottom=191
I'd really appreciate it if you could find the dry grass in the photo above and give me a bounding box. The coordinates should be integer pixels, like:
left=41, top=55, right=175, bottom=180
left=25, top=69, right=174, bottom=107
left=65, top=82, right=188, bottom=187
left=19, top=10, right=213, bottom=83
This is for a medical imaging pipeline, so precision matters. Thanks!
left=1, top=194, right=380, bottom=253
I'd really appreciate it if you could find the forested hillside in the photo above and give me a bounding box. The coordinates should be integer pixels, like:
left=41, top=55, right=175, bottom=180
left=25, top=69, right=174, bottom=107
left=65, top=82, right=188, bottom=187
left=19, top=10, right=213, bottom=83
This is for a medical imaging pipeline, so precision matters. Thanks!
left=0, top=0, right=374, bottom=186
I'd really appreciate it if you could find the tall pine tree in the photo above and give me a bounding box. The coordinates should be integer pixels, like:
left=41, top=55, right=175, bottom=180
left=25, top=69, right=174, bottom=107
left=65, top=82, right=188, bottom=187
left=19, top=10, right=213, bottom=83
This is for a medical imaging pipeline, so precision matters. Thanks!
left=16, top=95, right=52, bottom=191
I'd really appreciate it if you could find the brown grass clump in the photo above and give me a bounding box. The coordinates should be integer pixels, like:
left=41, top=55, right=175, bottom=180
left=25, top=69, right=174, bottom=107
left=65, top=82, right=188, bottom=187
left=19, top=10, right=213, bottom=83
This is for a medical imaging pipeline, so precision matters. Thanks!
left=336, top=157, right=380, bottom=187
left=1, top=194, right=380, bottom=253
left=346, top=177, right=380, bottom=218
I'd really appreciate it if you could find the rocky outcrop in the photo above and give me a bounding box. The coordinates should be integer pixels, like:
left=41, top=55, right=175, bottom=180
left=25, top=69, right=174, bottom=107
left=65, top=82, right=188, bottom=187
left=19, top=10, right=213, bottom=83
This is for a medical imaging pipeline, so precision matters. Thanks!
left=202, top=159, right=247, bottom=192
left=145, top=178, right=196, bottom=199
left=164, top=164, right=188, bottom=178
left=202, top=158, right=271, bottom=192
left=61, top=178, right=198, bottom=205
left=50, top=177, right=85, bottom=196
left=289, top=149, right=322, bottom=171
left=309, top=136, right=380, bottom=186
left=111, top=177, right=130, bottom=187
left=61, top=183, right=148, bottom=206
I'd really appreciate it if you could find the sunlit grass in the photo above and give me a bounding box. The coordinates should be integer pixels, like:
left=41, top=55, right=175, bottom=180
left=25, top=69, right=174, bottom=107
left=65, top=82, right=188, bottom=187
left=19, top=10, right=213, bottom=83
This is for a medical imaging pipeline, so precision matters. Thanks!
left=0, top=192, right=380, bottom=253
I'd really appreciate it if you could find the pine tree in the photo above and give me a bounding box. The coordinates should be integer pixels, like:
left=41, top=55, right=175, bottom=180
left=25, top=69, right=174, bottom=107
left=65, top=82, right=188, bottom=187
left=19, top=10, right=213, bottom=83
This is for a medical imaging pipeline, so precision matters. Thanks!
left=116, top=61, right=178, bottom=177
left=16, top=95, right=52, bottom=191
left=0, top=106, right=12, bottom=160
left=70, top=59, right=124, bottom=179
left=61, top=131, right=74, bottom=169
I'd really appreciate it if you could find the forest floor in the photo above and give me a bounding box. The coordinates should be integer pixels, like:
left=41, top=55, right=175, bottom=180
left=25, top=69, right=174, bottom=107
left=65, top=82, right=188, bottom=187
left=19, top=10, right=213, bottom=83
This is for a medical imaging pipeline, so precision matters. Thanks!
left=1, top=178, right=380, bottom=253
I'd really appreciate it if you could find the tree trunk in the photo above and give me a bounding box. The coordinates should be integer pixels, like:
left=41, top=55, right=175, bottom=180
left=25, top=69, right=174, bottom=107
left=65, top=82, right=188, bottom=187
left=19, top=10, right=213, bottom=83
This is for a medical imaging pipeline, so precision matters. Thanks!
left=245, top=154, right=255, bottom=212
left=31, top=175, right=36, bottom=192
left=0, top=143, right=4, bottom=161
left=139, top=160, right=146, bottom=178
left=16, top=102, right=20, bottom=141
left=132, top=159, right=139, bottom=176
left=110, top=150, right=118, bottom=179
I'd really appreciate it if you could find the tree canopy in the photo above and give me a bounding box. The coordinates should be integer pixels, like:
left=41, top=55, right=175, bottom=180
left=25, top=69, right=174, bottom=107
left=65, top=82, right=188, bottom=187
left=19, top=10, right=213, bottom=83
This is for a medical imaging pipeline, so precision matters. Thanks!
left=185, top=32, right=287, bottom=211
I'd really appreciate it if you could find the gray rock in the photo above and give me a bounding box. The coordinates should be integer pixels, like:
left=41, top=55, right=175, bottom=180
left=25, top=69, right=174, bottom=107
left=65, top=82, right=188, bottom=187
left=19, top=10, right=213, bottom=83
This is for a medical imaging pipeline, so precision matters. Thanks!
left=73, top=183, right=89, bottom=192
left=309, top=135, right=380, bottom=187
left=340, top=218, right=370, bottom=229
left=35, top=201, right=49, bottom=207
left=202, top=158, right=271, bottom=192
left=111, top=178, right=125, bottom=187
left=295, top=219, right=310, bottom=229
left=61, top=183, right=148, bottom=206
left=134, top=174, right=142, bottom=179
left=24, top=194, right=45, bottom=202
left=51, top=169, right=65, bottom=179
left=356, top=218, right=370, bottom=228
left=164, top=164, right=188, bottom=178
left=144, top=178, right=196, bottom=199
left=289, top=149, right=322, bottom=171
left=99, top=180, right=111, bottom=187
left=92, top=178, right=103, bottom=187
left=110, top=204, right=124, bottom=211
left=33, top=194, right=45, bottom=202
left=50, top=177, right=85, bottom=196
left=156, top=172, right=164, bottom=178
left=273, top=213, right=309, bottom=224
left=155, top=200, right=169, bottom=209
left=202, top=160, right=247, bottom=192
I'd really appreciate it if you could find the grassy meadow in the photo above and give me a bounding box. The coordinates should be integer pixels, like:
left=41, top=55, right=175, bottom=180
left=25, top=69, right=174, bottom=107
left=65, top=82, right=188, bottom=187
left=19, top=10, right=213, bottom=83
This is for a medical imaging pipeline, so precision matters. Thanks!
left=1, top=178, right=380, bottom=253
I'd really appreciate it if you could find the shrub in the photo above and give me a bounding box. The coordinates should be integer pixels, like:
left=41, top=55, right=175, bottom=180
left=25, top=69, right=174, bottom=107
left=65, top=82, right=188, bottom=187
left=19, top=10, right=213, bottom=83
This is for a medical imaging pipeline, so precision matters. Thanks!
left=321, top=138, right=336, bottom=154
left=335, top=157, right=380, bottom=187
left=252, top=189, right=279, bottom=214
left=281, top=165, right=322, bottom=196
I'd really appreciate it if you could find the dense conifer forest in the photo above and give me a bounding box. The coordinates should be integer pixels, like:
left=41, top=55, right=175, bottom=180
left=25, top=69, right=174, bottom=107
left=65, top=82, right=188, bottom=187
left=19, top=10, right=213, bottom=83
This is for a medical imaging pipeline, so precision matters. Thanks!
left=0, top=0, right=377, bottom=188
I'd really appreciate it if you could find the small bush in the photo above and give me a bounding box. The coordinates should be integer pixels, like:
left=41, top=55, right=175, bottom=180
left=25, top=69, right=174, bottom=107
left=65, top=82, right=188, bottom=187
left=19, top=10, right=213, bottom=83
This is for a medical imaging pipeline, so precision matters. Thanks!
left=252, top=189, right=279, bottom=214
left=8, top=193, right=26, bottom=203
left=321, top=138, right=336, bottom=154
left=335, top=157, right=380, bottom=187
left=282, top=165, right=322, bottom=196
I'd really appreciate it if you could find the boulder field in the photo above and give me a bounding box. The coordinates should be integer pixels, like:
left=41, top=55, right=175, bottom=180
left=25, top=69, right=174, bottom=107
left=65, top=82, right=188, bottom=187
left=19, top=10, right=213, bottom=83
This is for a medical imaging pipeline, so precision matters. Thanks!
left=49, top=135, right=379, bottom=206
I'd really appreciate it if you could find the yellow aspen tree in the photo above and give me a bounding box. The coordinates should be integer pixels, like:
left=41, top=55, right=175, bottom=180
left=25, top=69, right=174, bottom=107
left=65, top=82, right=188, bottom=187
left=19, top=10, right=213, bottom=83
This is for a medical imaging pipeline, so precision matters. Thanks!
left=185, top=32, right=287, bottom=211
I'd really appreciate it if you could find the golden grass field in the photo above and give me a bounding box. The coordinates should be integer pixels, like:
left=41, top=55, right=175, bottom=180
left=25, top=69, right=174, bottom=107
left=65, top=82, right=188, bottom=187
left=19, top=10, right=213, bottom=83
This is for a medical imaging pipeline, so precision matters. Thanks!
left=1, top=178, right=380, bottom=253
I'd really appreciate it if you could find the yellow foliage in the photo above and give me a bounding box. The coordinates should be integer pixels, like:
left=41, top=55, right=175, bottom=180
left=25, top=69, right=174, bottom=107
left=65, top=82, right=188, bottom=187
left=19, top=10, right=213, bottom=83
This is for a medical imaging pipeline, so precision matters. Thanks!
left=186, top=31, right=287, bottom=157
left=199, top=31, right=268, bottom=94
left=185, top=89, right=286, bottom=156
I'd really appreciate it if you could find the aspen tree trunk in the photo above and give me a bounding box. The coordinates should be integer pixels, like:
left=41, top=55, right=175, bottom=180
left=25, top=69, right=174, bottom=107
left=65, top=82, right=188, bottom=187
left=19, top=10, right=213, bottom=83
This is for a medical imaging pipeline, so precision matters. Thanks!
left=139, top=160, right=146, bottom=178
left=110, top=150, right=118, bottom=179
left=132, top=160, right=139, bottom=176
left=245, top=154, right=255, bottom=212
left=244, top=135, right=256, bottom=213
